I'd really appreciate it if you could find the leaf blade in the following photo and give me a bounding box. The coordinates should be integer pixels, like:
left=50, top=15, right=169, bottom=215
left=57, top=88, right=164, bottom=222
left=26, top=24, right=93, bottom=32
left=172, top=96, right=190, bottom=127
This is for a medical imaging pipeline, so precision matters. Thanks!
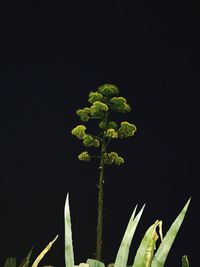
left=64, top=193, right=74, bottom=267
left=151, top=198, right=191, bottom=267
left=132, top=220, right=161, bottom=267
left=31, top=235, right=58, bottom=267
left=114, top=204, right=145, bottom=267
left=182, top=255, right=190, bottom=267
left=19, top=247, right=33, bottom=267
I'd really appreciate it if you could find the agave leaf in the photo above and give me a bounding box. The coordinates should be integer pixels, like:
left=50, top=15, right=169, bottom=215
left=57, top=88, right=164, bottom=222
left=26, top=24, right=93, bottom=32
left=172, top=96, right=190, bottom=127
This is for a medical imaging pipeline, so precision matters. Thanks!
left=64, top=193, right=74, bottom=267
left=19, top=247, right=33, bottom=267
left=3, top=258, right=16, bottom=267
left=31, top=235, right=58, bottom=267
left=182, top=255, right=190, bottom=267
left=114, top=204, right=145, bottom=267
left=74, top=264, right=89, bottom=267
left=151, top=198, right=191, bottom=267
left=132, top=220, right=162, bottom=267
left=86, top=259, right=105, bottom=267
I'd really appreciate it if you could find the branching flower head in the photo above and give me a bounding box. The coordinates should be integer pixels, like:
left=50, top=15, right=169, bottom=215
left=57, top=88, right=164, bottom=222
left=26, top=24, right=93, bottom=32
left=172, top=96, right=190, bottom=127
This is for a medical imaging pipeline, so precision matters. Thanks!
left=71, top=125, right=86, bottom=139
left=118, top=121, right=137, bottom=138
left=72, top=84, right=137, bottom=166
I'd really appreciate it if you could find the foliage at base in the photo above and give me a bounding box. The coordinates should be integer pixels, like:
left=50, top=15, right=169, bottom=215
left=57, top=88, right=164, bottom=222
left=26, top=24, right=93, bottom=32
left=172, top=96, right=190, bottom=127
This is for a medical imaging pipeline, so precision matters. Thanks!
left=3, top=197, right=191, bottom=267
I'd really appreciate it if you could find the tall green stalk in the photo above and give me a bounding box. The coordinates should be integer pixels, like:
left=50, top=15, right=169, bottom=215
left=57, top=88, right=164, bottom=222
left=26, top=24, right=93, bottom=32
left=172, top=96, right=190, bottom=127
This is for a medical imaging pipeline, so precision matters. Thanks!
left=96, top=114, right=107, bottom=260
left=96, top=141, right=105, bottom=260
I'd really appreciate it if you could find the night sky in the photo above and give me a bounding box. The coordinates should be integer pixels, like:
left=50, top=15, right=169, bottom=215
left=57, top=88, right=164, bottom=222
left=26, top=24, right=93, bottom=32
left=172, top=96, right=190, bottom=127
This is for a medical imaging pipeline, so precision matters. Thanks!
left=0, top=2, right=197, bottom=267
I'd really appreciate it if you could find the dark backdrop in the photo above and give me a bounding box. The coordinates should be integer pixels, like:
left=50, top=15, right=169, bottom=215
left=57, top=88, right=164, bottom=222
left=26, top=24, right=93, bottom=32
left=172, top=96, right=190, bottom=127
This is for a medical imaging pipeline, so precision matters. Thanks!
left=0, top=1, right=197, bottom=266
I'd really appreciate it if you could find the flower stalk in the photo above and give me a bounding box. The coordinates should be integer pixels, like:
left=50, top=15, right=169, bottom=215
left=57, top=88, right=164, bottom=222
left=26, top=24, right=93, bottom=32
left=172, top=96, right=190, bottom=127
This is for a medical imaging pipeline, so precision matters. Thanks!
left=71, top=84, right=137, bottom=260
left=96, top=112, right=108, bottom=260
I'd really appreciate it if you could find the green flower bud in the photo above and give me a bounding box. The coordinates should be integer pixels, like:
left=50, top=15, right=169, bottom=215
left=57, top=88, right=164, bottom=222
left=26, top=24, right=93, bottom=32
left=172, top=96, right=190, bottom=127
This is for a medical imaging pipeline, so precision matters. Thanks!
left=99, top=121, right=106, bottom=129
left=118, top=121, right=137, bottom=138
left=78, top=151, right=90, bottom=161
left=104, top=152, right=124, bottom=165
left=90, top=101, right=108, bottom=118
left=83, top=134, right=95, bottom=147
left=107, top=121, right=118, bottom=130
left=99, top=121, right=117, bottom=130
left=88, top=92, right=103, bottom=104
left=71, top=125, right=86, bottom=139
left=106, top=128, right=118, bottom=139
left=93, top=139, right=100, bottom=148
left=111, top=97, right=131, bottom=113
left=83, top=134, right=100, bottom=147
left=98, top=84, right=119, bottom=96
left=76, top=108, right=90, bottom=122
left=115, top=156, right=124, bottom=165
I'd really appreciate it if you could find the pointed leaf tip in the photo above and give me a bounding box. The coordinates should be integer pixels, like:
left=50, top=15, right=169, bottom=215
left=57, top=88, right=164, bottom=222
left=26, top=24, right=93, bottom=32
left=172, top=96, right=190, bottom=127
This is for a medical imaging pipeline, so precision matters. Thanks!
left=151, top=198, right=191, bottom=267
left=66, top=193, right=69, bottom=202
left=115, top=204, right=145, bottom=267
left=64, top=193, right=70, bottom=214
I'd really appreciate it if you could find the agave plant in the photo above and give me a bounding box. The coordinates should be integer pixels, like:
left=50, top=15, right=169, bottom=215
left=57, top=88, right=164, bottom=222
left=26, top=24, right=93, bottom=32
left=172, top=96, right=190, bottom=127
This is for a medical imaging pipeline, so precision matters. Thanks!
left=64, top=194, right=190, bottom=267
left=3, top=84, right=191, bottom=267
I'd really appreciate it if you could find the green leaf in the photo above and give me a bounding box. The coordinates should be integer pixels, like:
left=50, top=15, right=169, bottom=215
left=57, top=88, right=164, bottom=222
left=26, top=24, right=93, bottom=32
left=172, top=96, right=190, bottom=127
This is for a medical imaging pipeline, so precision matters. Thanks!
left=114, top=205, right=145, bottom=267
left=32, top=235, right=58, bottom=267
left=64, top=194, right=74, bottom=267
left=19, top=247, right=33, bottom=267
left=86, top=259, right=105, bottom=267
left=151, top=198, right=191, bottom=267
left=132, top=220, right=162, bottom=267
left=3, top=258, right=16, bottom=267
left=182, top=255, right=190, bottom=267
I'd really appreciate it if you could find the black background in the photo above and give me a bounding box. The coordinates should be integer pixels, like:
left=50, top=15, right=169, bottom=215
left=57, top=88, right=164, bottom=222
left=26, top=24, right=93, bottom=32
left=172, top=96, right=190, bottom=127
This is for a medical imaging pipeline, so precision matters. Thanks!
left=0, top=1, right=197, bottom=266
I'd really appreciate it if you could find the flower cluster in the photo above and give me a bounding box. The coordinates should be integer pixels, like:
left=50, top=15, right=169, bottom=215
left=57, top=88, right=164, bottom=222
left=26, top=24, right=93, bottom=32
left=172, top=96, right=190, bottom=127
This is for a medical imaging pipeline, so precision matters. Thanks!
left=76, top=108, right=90, bottom=122
left=78, top=151, right=91, bottom=161
left=118, top=121, right=137, bottom=138
left=71, top=84, right=137, bottom=165
left=97, top=84, right=119, bottom=96
left=110, top=97, right=131, bottom=113
left=99, top=121, right=117, bottom=130
left=105, top=128, right=118, bottom=139
left=71, top=125, right=99, bottom=148
left=104, top=152, right=124, bottom=165
left=88, top=92, right=103, bottom=104
left=71, top=125, right=86, bottom=139
left=83, top=135, right=100, bottom=147
left=90, top=101, right=108, bottom=118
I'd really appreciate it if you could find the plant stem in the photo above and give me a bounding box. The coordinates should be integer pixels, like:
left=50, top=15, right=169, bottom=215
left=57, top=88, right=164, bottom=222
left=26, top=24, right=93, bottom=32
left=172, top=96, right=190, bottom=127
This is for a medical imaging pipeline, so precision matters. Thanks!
left=96, top=114, right=107, bottom=261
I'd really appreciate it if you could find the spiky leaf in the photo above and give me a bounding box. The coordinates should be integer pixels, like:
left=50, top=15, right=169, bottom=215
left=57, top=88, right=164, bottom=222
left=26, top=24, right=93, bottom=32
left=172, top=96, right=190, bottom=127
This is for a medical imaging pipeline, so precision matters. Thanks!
left=19, top=247, right=33, bottom=267
left=3, top=258, right=16, bottom=267
left=151, top=198, right=191, bottom=267
left=115, top=205, right=145, bottom=267
left=64, top=194, right=74, bottom=267
left=86, top=259, right=105, bottom=267
left=132, top=220, right=162, bottom=267
left=32, top=235, right=58, bottom=267
left=182, top=255, right=190, bottom=267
